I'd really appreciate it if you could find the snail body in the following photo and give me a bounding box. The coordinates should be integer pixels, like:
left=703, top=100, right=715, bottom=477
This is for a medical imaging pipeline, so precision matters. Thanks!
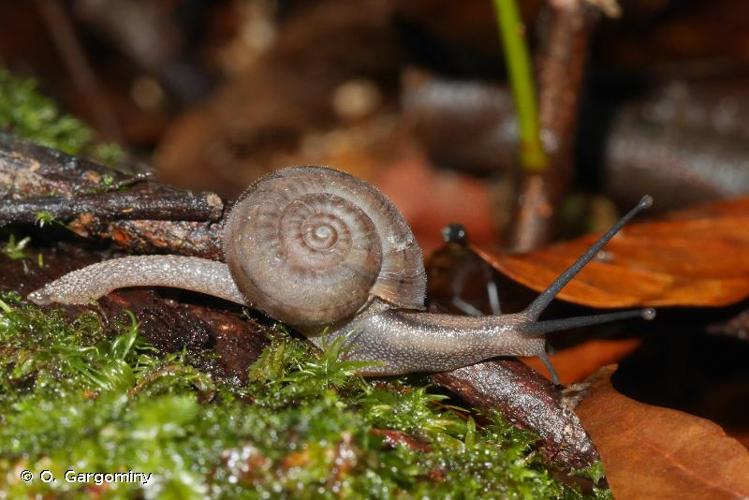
left=28, top=166, right=654, bottom=381
left=318, top=299, right=540, bottom=375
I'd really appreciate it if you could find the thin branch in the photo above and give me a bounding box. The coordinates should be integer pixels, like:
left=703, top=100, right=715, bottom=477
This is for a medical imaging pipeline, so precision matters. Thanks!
left=506, top=0, right=602, bottom=252
left=432, top=359, right=599, bottom=469
left=0, top=191, right=223, bottom=225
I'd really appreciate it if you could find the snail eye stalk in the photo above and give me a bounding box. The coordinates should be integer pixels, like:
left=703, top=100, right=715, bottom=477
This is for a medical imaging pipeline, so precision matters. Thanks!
left=518, top=195, right=655, bottom=385
left=523, top=195, right=652, bottom=321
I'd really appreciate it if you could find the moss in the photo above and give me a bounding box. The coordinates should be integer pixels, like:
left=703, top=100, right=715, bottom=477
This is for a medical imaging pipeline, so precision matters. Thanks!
left=0, top=293, right=607, bottom=498
left=2, top=235, right=31, bottom=260
left=0, top=69, right=123, bottom=164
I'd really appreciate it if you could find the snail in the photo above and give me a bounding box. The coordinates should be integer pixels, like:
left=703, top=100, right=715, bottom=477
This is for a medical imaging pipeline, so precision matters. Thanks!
left=28, top=166, right=655, bottom=383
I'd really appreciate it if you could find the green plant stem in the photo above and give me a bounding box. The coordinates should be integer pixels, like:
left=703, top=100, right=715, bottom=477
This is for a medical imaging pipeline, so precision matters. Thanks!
left=492, top=0, right=548, bottom=172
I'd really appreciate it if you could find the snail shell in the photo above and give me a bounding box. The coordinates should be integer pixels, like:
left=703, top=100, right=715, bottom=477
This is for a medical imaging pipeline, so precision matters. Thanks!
left=223, top=166, right=427, bottom=327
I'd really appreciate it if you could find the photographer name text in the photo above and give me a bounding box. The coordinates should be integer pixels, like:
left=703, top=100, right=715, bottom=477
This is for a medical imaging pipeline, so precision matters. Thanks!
left=20, top=468, right=153, bottom=486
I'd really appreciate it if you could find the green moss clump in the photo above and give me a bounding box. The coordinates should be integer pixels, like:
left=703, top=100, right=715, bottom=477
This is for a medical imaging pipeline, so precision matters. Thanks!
left=0, top=69, right=123, bottom=164
left=1, top=235, right=31, bottom=260
left=0, top=294, right=608, bottom=498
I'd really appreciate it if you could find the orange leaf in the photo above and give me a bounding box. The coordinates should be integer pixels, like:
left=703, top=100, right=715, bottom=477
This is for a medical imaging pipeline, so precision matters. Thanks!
left=522, top=338, right=641, bottom=385
left=577, top=366, right=749, bottom=499
left=475, top=197, right=749, bottom=308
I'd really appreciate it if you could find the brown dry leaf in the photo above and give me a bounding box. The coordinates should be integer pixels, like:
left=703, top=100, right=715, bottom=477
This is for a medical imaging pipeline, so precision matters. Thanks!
left=522, top=338, right=641, bottom=385
left=377, top=154, right=499, bottom=254
left=475, top=197, right=749, bottom=308
left=577, top=365, right=749, bottom=499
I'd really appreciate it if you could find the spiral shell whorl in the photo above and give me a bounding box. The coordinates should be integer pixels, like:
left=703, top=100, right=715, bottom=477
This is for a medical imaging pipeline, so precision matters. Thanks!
left=224, top=166, right=427, bottom=326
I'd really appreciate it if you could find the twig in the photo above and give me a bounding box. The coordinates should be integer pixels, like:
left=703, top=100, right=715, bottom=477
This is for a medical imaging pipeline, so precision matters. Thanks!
left=432, top=359, right=598, bottom=469
left=0, top=133, right=128, bottom=199
left=506, top=0, right=601, bottom=252
left=0, top=190, right=223, bottom=225
left=69, top=218, right=224, bottom=260
left=1, top=134, right=224, bottom=258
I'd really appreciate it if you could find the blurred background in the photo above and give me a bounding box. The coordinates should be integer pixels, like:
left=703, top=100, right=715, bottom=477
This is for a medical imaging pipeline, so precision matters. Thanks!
left=2, top=0, right=749, bottom=254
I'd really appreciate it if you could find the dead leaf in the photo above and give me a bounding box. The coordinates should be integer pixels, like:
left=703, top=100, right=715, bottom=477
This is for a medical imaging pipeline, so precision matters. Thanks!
left=475, top=197, right=749, bottom=308
left=522, top=338, right=641, bottom=385
left=377, top=155, right=499, bottom=255
left=577, top=365, right=749, bottom=499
